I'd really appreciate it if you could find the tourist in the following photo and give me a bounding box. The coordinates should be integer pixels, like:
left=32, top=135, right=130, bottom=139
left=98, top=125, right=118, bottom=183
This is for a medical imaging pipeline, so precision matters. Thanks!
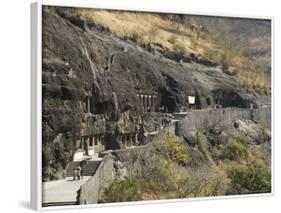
left=80, top=167, right=83, bottom=180
left=77, top=166, right=82, bottom=180
left=73, top=168, right=78, bottom=181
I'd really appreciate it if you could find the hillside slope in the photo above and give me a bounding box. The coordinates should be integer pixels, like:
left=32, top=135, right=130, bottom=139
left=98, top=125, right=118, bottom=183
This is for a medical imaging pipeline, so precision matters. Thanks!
left=42, top=6, right=270, bottom=180
left=75, top=8, right=271, bottom=95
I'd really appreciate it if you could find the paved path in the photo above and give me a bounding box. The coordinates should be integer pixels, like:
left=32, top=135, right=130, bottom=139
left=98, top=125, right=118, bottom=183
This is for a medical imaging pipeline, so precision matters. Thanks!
left=42, top=176, right=90, bottom=204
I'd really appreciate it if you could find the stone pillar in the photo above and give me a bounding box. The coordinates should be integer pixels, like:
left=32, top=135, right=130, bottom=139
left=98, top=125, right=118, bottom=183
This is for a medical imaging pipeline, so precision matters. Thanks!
left=98, top=135, right=101, bottom=145
left=140, top=95, right=144, bottom=110
left=122, top=135, right=125, bottom=148
left=94, top=136, right=98, bottom=146
left=153, top=95, right=157, bottom=112
left=80, top=137, right=83, bottom=149
left=148, top=95, right=151, bottom=111
left=134, top=133, right=138, bottom=145
left=130, top=135, right=133, bottom=147
left=124, top=135, right=127, bottom=148
left=100, top=136, right=103, bottom=148
left=86, top=137, right=89, bottom=148
left=124, top=135, right=126, bottom=148
left=154, top=95, right=156, bottom=112
left=144, top=95, right=147, bottom=112
left=87, top=96, right=91, bottom=113
left=150, top=95, right=153, bottom=112
left=84, top=137, right=89, bottom=155
left=76, top=139, right=81, bottom=148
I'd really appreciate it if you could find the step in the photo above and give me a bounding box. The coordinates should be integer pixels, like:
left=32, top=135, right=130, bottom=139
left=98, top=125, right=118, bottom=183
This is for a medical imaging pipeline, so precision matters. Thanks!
left=66, top=162, right=82, bottom=177
left=66, top=161, right=101, bottom=177
left=82, top=161, right=101, bottom=176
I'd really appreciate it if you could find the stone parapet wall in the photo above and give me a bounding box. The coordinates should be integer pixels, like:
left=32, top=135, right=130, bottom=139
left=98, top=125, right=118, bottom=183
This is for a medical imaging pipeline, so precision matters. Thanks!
left=175, top=107, right=271, bottom=136
left=79, top=155, right=114, bottom=204
left=253, top=106, right=271, bottom=128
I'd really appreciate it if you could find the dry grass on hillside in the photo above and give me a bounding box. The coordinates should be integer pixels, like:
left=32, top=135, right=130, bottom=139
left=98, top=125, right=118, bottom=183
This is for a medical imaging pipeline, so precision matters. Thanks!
left=75, top=9, right=271, bottom=95
left=204, top=44, right=271, bottom=95
left=77, top=9, right=212, bottom=54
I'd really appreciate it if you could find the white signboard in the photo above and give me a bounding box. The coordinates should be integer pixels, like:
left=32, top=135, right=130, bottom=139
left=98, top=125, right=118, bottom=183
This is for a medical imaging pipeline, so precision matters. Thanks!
left=188, top=96, right=195, bottom=104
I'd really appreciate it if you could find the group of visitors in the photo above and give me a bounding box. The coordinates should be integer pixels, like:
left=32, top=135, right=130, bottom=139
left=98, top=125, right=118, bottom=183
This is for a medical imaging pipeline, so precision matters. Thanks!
left=73, top=166, right=83, bottom=180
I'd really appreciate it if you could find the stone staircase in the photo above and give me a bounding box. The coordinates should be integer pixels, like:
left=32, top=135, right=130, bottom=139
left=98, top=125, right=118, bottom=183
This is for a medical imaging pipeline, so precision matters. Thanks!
left=82, top=160, right=101, bottom=176
left=66, top=161, right=81, bottom=177
left=66, top=160, right=101, bottom=177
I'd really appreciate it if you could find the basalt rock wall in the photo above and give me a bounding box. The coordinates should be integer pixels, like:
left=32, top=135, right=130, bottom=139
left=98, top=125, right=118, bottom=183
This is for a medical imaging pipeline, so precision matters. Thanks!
left=79, top=155, right=114, bottom=204
left=42, top=6, right=266, bottom=180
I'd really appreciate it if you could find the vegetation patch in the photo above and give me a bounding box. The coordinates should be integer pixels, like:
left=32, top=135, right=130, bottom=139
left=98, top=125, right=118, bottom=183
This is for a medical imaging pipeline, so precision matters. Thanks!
left=222, top=136, right=249, bottom=162
left=156, top=134, right=189, bottom=165
left=227, top=164, right=271, bottom=195
left=101, top=177, right=142, bottom=203
left=196, top=132, right=214, bottom=165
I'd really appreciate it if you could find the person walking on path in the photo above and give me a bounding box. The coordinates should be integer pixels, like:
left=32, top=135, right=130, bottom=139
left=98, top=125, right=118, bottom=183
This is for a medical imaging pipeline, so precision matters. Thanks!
left=80, top=166, right=83, bottom=180
left=77, top=166, right=82, bottom=180
left=73, top=168, right=78, bottom=181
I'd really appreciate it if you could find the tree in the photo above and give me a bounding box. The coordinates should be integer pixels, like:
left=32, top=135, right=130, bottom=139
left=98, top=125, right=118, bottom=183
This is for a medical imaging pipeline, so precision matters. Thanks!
left=101, top=177, right=142, bottom=203
left=227, top=164, right=271, bottom=195
left=157, top=134, right=189, bottom=165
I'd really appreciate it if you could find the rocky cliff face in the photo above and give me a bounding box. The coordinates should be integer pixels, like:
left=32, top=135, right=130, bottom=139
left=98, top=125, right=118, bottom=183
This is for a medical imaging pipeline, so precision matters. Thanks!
left=42, top=6, right=268, bottom=180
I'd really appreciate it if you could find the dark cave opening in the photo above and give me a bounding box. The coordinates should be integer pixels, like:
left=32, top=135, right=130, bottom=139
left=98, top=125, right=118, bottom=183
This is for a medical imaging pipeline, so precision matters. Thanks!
left=214, top=90, right=249, bottom=108
left=91, top=99, right=115, bottom=115
left=195, top=93, right=202, bottom=109
left=206, top=97, right=211, bottom=106
left=159, top=89, right=177, bottom=113
left=222, top=92, right=244, bottom=108
left=104, top=134, right=120, bottom=150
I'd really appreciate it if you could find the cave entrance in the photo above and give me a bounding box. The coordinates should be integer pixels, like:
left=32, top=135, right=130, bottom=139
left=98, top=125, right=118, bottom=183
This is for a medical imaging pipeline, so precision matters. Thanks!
left=221, top=91, right=245, bottom=108
left=195, top=93, right=201, bottom=109
left=159, top=89, right=177, bottom=113
left=92, top=99, right=114, bottom=115
left=206, top=97, right=211, bottom=106
left=104, top=134, right=120, bottom=150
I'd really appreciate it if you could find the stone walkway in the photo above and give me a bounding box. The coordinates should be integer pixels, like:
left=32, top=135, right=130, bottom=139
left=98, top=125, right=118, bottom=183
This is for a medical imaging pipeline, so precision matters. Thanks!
left=42, top=176, right=90, bottom=205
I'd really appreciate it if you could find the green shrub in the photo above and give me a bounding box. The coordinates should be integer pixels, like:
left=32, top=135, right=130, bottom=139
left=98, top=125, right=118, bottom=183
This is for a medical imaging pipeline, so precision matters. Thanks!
left=196, top=132, right=214, bottom=165
left=101, top=177, right=142, bottom=203
left=157, top=134, right=189, bottom=165
left=227, top=164, right=271, bottom=194
left=223, top=136, right=249, bottom=161
left=227, top=164, right=271, bottom=195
